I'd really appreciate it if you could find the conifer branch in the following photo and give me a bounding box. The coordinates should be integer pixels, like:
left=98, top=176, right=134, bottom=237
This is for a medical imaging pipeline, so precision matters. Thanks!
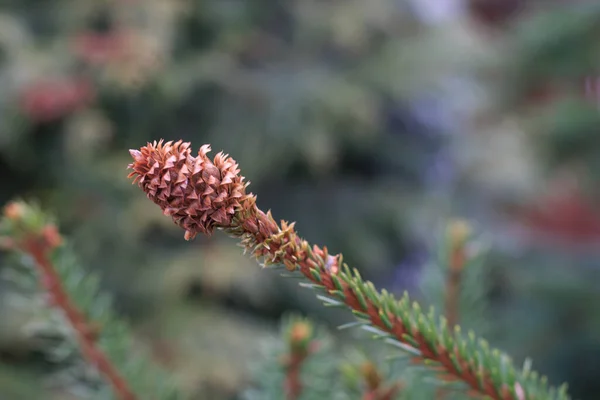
left=282, top=319, right=319, bottom=400
left=128, top=140, right=571, bottom=400
left=437, top=220, right=471, bottom=400
left=443, top=221, right=470, bottom=328
left=26, top=238, right=137, bottom=400
left=0, top=201, right=181, bottom=400
left=243, top=315, right=338, bottom=400
left=1, top=202, right=137, bottom=400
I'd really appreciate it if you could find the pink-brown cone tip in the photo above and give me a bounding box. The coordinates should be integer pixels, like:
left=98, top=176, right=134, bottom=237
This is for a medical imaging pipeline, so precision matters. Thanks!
left=127, top=140, right=248, bottom=239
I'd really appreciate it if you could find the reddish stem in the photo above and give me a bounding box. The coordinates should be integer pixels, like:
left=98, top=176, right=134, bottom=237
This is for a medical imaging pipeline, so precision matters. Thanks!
left=444, top=245, right=466, bottom=330
left=361, top=362, right=403, bottom=400
left=283, top=353, right=305, bottom=400
left=283, top=341, right=318, bottom=400
left=438, top=235, right=468, bottom=400
left=24, top=236, right=137, bottom=400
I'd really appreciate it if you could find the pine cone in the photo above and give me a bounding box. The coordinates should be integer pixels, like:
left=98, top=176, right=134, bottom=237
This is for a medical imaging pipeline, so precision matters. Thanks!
left=127, top=140, right=248, bottom=239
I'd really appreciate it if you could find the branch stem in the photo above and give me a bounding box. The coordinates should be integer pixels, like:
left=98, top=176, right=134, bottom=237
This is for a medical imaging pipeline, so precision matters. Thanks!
left=24, top=236, right=137, bottom=400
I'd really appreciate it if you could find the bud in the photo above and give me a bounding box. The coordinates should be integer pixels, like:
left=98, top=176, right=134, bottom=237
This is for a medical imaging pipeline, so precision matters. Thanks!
left=289, top=321, right=313, bottom=344
left=4, top=202, right=25, bottom=220
left=447, top=219, right=471, bottom=250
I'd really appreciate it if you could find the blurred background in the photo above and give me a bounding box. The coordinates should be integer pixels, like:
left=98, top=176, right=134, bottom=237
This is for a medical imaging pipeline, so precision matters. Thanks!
left=0, top=0, right=600, bottom=399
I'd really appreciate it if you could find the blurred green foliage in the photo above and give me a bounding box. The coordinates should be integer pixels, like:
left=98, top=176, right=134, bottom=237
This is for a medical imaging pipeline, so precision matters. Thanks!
left=0, top=0, right=599, bottom=399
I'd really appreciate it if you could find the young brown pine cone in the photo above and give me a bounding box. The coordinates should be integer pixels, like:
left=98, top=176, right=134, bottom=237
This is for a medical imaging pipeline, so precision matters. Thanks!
left=127, top=140, right=248, bottom=239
